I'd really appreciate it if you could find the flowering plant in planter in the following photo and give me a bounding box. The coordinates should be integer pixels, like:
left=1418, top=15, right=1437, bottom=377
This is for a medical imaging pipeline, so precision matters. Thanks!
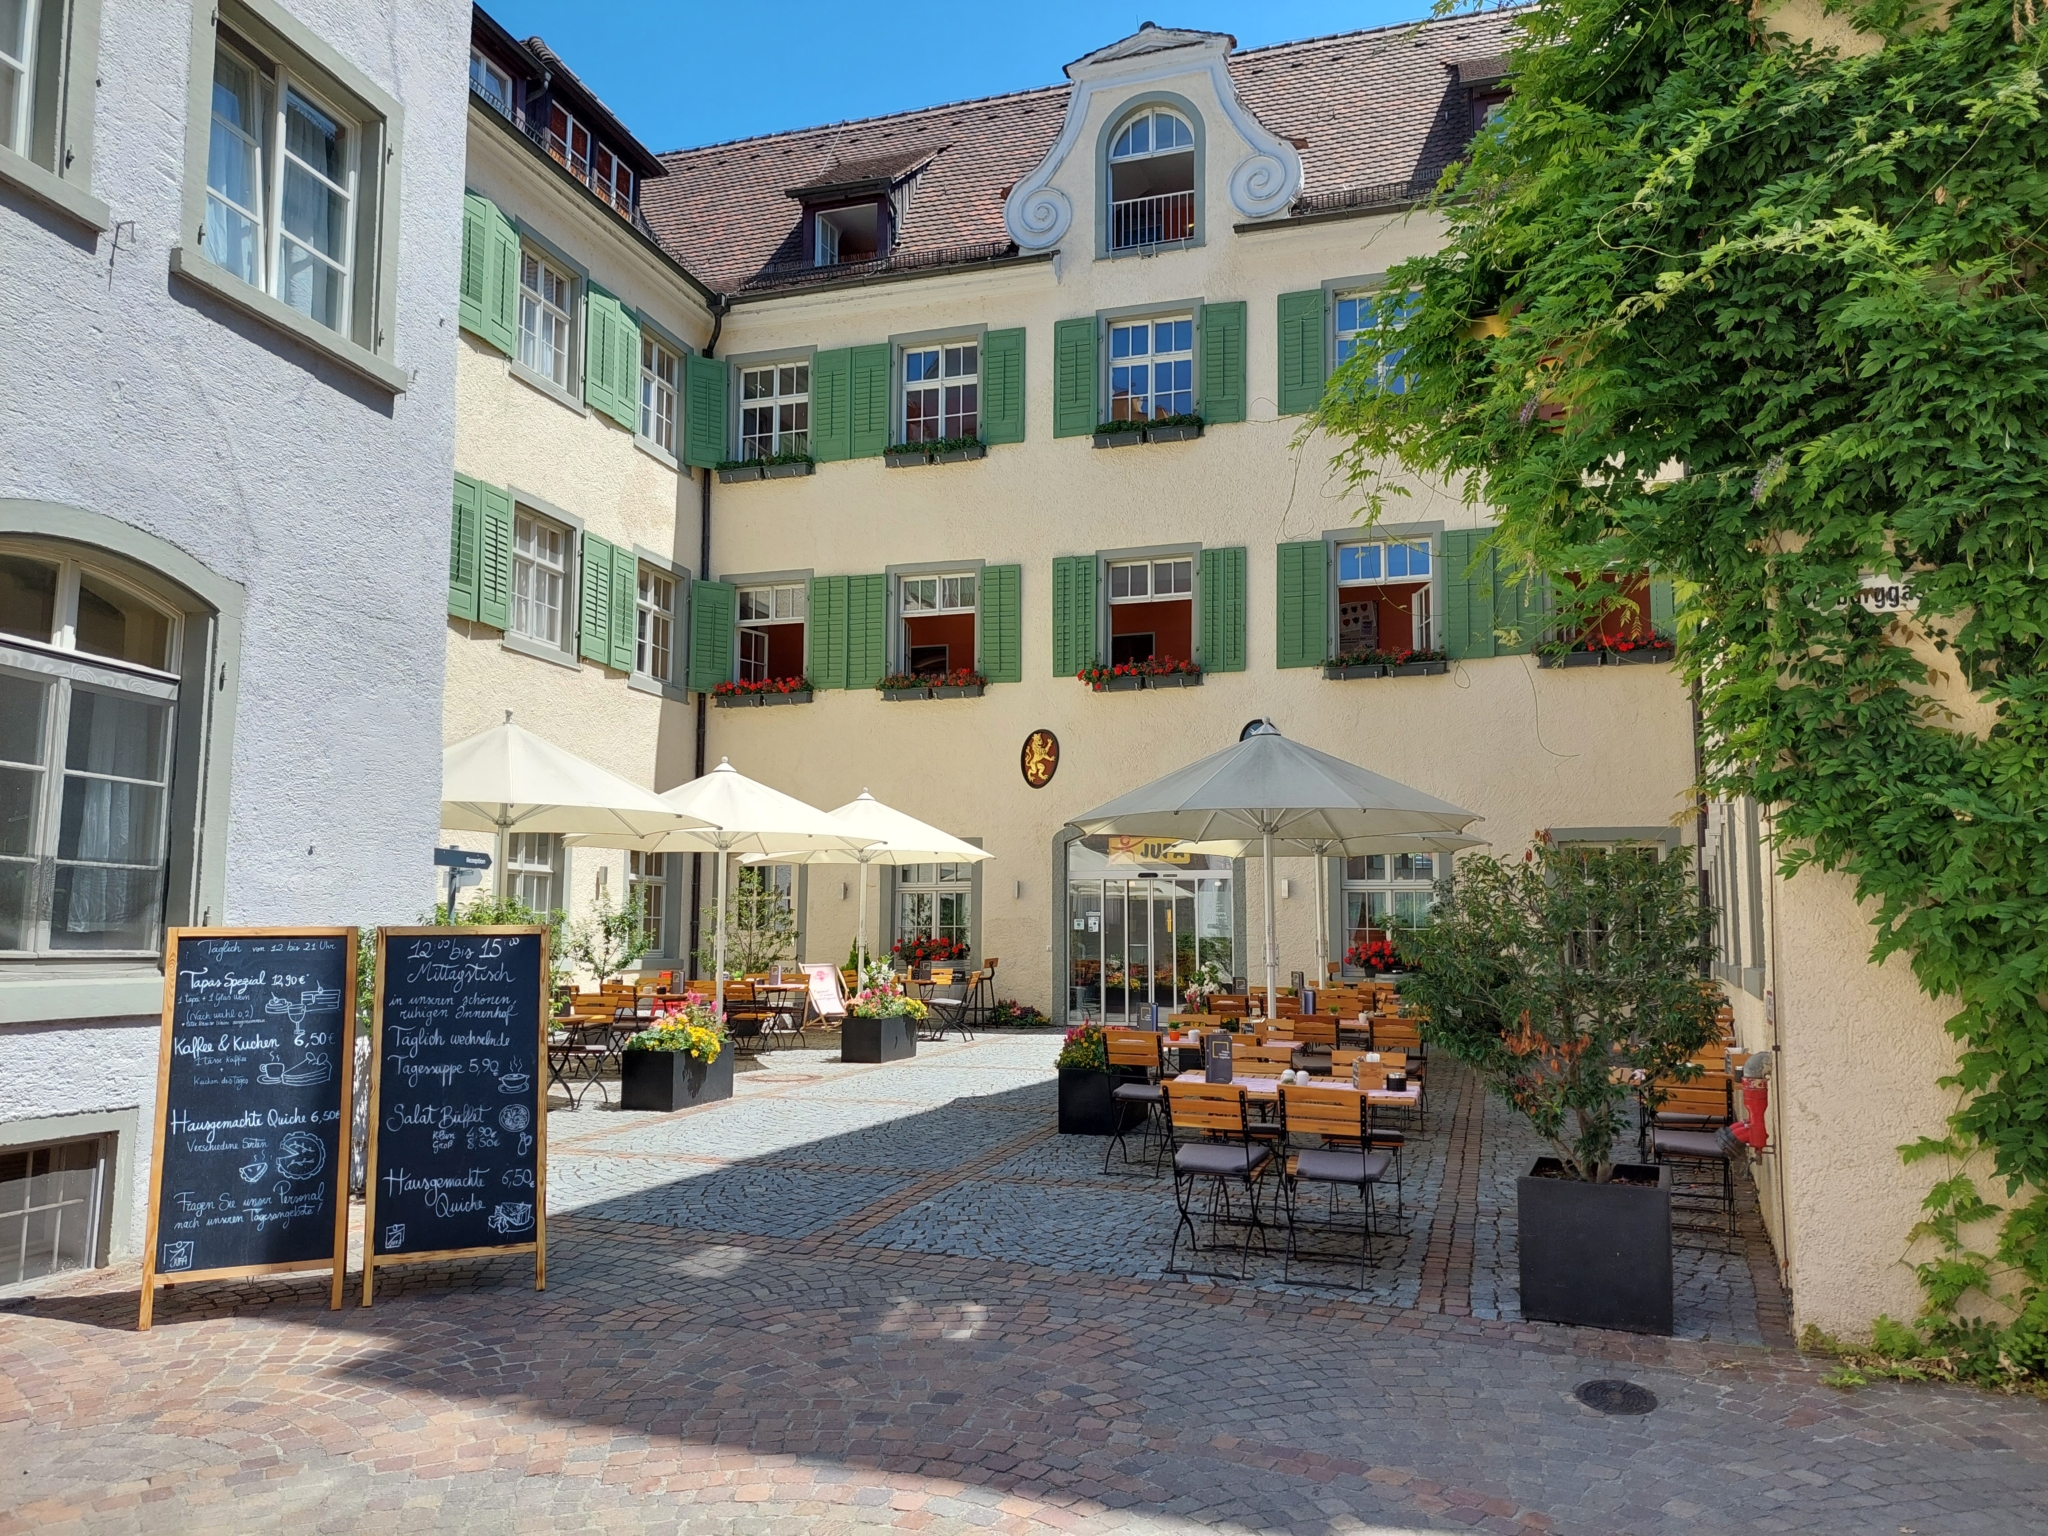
left=1609, top=633, right=1674, bottom=657
left=713, top=676, right=812, bottom=697
left=1077, top=661, right=1145, bottom=688
left=1055, top=1023, right=1109, bottom=1070
left=1182, top=959, right=1231, bottom=1011
left=877, top=673, right=929, bottom=692
left=933, top=667, right=986, bottom=689
left=1139, top=655, right=1202, bottom=677
left=625, top=997, right=726, bottom=1062
left=1385, top=648, right=1449, bottom=666
left=1345, top=938, right=1402, bottom=974
left=893, top=934, right=969, bottom=967
left=1326, top=648, right=1393, bottom=669
left=846, top=961, right=929, bottom=1021
left=989, top=999, right=1049, bottom=1028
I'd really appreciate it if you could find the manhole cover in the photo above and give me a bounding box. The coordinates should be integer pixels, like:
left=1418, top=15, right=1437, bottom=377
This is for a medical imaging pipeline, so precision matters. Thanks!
left=748, top=1072, right=821, bottom=1085
left=1574, top=1379, right=1658, bottom=1415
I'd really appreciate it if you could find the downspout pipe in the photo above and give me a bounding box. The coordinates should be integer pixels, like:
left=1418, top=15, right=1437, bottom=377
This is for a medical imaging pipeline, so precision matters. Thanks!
left=687, top=296, right=730, bottom=979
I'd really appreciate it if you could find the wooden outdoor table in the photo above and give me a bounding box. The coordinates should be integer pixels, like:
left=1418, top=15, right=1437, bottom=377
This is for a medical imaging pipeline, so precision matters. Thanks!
left=1171, top=1069, right=1422, bottom=1108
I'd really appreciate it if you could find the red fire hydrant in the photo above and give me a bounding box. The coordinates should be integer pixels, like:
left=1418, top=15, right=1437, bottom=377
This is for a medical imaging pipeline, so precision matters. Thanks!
left=1729, top=1075, right=1770, bottom=1152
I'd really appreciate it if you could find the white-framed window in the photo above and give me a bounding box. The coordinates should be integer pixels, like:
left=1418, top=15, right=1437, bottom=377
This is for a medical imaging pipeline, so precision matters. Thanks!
left=635, top=565, right=674, bottom=682
left=900, top=572, right=977, bottom=677
left=902, top=343, right=979, bottom=442
left=511, top=509, right=569, bottom=648
left=737, top=582, right=806, bottom=684
left=639, top=336, right=679, bottom=452
left=546, top=101, right=589, bottom=179
left=1108, top=558, right=1193, bottom=603
left=589, top=141, right=633, bottom=215
left=1107, top=105, right=1196, bottom=252
left=1106, top=556, right=1194, bottom=667
left=898, top=862, right=972, bottom=951
left=1335, top=290, right=1420, bottom=392
left=1343, top=852, right=1437, bottom=962
left=0, top=1136, right=104, bottom=1286
left=517, top=248, right=573, bottom=387
left=901, top=573, right=976, bottom=616
left=628, top=850, right=665, bottom=954
left=0, top=0, right=38, bottom=156
left=814, top=217, right=839, bottom=266
left=505, top=831, right=559, bottom=913
left=740, top=363, right=810, bottom=460
left=205, top=32, right=360, bottom=335
left=467, top=49, right=511, bottom=115
left=1335, top=537, right=1433, bottom=653
left=1108, top=317, right=1194, bottom=421
left=0, top=549, right=183, bottom=958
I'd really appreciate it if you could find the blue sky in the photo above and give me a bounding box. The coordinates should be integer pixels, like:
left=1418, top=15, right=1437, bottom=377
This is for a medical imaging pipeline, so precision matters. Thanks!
left=482, top=2, right=1440, bottom=152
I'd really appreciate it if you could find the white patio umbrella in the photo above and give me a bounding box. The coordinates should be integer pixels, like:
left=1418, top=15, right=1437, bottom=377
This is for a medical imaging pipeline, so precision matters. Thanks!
left=1169, top=831, right=1487, bottom=985
left=571, top=759, right=873, bottom=1017
left=745, top=790, right=992, bottom=974
left=441, top=714, right=708, bottom=901
left=1068, top=722, right=1481, bottom=1020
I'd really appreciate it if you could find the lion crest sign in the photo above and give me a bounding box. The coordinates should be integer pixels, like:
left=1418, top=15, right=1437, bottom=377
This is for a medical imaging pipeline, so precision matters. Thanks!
left=1021, top=729, right=1059, bottom=789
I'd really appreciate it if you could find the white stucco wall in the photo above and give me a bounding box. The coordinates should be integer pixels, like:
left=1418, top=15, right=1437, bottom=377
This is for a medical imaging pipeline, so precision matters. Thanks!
left=0, top=0, right=471, bottom=1263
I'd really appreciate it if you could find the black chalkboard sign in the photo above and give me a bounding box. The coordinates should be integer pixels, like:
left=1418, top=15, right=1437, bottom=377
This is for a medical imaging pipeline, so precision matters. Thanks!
left=361, top=926, right=548, bottom=1304
left=139, top=928, right=359, bottom=1329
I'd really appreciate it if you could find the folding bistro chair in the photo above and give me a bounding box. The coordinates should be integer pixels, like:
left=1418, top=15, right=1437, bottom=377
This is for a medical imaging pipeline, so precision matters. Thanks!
left=1102, top=1027, right=1168, bottom=1175
left=1163, top=1079, right=1273, bottom=1278
left=923, top=973, right=976, bottom=1041
left=1277, top=1084, right=1394, bottom=1287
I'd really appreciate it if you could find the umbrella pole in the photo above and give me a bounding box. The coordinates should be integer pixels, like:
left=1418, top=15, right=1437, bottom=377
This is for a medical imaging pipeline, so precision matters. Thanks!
left=714, top=842, right=729, bottom=1021
left=1263, top=826, right=1279, bottom=1022
left=1313, top=840, right=1328, bottom=986
left=856, top=853, right=869, bottom=976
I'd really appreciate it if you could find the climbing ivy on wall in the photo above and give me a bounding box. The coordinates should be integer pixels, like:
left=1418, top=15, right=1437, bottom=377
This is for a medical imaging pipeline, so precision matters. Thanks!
left=1316, top=0, right=2048, bottom=1377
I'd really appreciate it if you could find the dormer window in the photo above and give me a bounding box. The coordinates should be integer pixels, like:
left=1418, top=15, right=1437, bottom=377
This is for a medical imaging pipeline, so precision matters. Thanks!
left=1107, top=105, right=1195, bottom=252
left=468, top=51, right=511, bottom=115
left=813, top=202, right=880, bottom=268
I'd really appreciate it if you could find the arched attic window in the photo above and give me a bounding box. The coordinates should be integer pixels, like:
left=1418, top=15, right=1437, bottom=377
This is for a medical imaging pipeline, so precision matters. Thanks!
left=1107, top=105, right=1196, bottom=251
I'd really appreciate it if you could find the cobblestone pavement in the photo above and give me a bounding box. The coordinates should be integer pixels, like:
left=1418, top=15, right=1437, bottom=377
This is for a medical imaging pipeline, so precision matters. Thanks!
left=3, top=1032, right=2045, bottom=1534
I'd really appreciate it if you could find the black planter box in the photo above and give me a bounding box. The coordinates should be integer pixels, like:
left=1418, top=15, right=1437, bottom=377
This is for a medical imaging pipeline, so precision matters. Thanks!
left=843, top=1014, right=917, bottom=1063
left=763, top=460, right=814, bottom=480
left=761, top=690, right=813, bottom=705
left=717, top=465, right=765, bottom=484
left=1092, top=430, right=1145, bottom=449
left=1611, top=648, right=1673, bottom=665
left=880, top=686, right=933, bottom=701
left=1390, top=660, right=1449, bottom=677
left=884, top=450, right=929, bottom=468
left=934, top=443, right=987, bottom=463
left=1145, top=672, right=1202, bottom=689
left=1324, top=663, right=1388, bottom=680
left=933, top=684, right=984, bottom=699
left=1518, top=1158, right=1673, bottom=1335
left=714, top=693, right=763, bottom=708
left=1539, top=651, right=1606, bottom=669
left=1057, top=1066, right=1147, bottom=1134
left=620, top=1042, right=735, bottom=1112
left=1145, top=424, right=1203, bottom=444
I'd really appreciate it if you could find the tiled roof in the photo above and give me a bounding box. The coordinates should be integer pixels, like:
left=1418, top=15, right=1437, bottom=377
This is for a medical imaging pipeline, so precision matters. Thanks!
left=786, top=146, right=946, bottom=198
left=642, top=9, right=1522, bottom=296
left=523, top=33, right=667, bottom=179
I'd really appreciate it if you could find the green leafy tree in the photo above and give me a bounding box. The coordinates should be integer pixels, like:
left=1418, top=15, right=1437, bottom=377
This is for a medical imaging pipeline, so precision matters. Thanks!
left=698, top=865, right=797, bottom=977
left=1319, top=0, right=2048, bottom=1355
left=563, top=891, right=652, bottom=985
left=1398, top=842, right=1719, bottom=1181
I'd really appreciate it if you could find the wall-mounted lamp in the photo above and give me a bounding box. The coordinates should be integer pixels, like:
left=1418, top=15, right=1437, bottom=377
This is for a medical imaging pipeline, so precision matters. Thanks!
left=1279, top=878, right=1293, bottom=899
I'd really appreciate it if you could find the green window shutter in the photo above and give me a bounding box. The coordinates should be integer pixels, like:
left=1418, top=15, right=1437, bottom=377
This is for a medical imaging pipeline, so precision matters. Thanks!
left=1649, top=574, right=1676, bottom=633
left=980, top=328, right=1026, bottom=444
left=476, top=483, right=514, bottom=630
left=850, top=344, right=893, bottom=457
left=808, top=576, right=848, bottom=689
left=448, top=474, right=482, bottom=621
left=687, top=580, right=735, bottom=694
left=1441, top=528, right=1495, bottom=661
left=846, top=574, right=888, bottom=686
left=1275, top=540, right=1330, bottom=668
left=1198, top=300, right=1247, bottom=425
left=606, top=294, right=642, bottom=431
left=460, top=193, right=518, bottom=356
left=683, top=354, right=729, bottom=468
left=1495, top=566, right=1549, bottom=656
left=1277, top=290, right=1327, bottom=416
left=1053, top=318, right=1098, bottom=438
left=810, top=348, right=853, bottom=462
left=1051, top=554, right=1098, bottom=675
left=459, top=195, right=490, bottom=339
left=579, top=533, right=615, bottom=664
left=980, top=563, right=1022, bottom=683
left=1200, top=546, right=1248, bottom=673
left=583, top=287, right=641, bottom=431
left=582, top=291, right=612, bottom=416
left=610, top=550, right=639, bottom=673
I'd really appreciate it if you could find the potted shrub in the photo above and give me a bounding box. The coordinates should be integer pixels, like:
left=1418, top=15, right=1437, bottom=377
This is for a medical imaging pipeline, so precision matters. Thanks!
left=1344, top=937, right=1402, bottom=976
left=883, top=442, right=932, bottom=468
left=1091, top=419, right=1146, bottom=450
left=1144, top=411, right=1205, bottom=445
left=1142, top=656, right=1203, bottom=689
left=1397, top=838, right=1718, bottom=1335
left=1386, top=647, right=1450, bottom=677
left=1055, top=1022, right=1127, bottom=1134
left=620, top=999, right=733, bottom=1112
left=842, top=960, right=926, bottom=1063
left=1324, top=650, right=1389, bottom=680
left=1078, top=662, right=1145, bottom=692
left=988, top=999, right=1050, bottom=1029
left=930, top=667, right=986, bottom=699
left=878, top=672, right=933, bottom=701
left=931, top=434, right=986, bottom=464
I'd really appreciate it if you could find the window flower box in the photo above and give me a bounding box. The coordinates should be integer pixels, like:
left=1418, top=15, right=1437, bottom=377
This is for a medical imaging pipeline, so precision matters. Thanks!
left=1146, top=671, right=1202, bottom=689
left=714, top=677, right=813, bottom=706
left=716, top=462, right=765, bottom=484
left=1144, top=414, right=1205, bottom=444
left=879, top=684, right=933, bottom=701
left=1078, top=659, right=1202, bottom=691
left=883, top=448, right=928, bottom=468
left=763, top=458, right=814, bottom=480
left=1092, top=427, right=1145, bottom=449
left=761, top=688, right=812, bottom=704
left=1386, top=650, right=1450, bottom=677
left=1609, top=640, right=1675, bottom=665
left=933, top=439, right=986, bottom=464
left=1325, top=662, right=1389, bottom=680
left=1099, top=674, right=1144, bottom=691
left=1538, top=646, right=1607, bottom=669
left=933, top=682, right=984, bottom=699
